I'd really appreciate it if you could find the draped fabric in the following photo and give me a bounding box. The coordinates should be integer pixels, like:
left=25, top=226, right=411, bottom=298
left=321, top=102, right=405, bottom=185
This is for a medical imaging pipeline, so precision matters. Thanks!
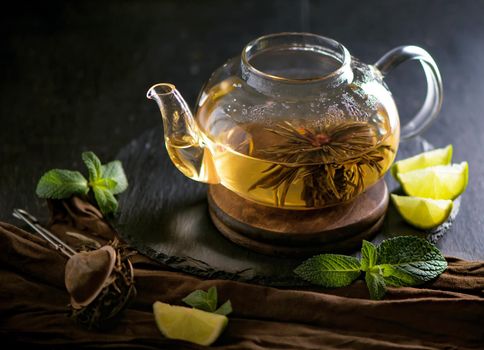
left=1, top=197, right=483, bottom=349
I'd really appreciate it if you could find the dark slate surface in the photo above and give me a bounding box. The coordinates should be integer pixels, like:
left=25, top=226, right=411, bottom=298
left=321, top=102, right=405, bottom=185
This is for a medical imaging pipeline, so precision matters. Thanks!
left=1, top=0, right=483, bottom=264
left=109, top=127, right=459, bottom=286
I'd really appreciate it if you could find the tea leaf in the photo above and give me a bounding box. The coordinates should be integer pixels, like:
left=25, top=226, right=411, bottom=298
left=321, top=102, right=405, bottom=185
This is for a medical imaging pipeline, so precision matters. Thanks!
left=250, top=121, right=393, bottom=207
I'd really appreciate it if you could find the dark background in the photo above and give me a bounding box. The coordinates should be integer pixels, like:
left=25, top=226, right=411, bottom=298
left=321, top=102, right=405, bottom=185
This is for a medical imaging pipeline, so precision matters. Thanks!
left=1, top=0, right=483, bottom=259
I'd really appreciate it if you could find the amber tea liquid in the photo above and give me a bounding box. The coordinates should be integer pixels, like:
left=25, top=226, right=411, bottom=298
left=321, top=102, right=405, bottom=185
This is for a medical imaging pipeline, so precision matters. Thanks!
left=166, top=128, right=398, bottom=210
left=165, top=80, right=399, bottom=210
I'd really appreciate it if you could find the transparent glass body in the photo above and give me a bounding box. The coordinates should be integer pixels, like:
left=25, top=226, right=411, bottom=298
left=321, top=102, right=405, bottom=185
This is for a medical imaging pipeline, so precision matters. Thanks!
left=147, top=33, right=442, bottom=210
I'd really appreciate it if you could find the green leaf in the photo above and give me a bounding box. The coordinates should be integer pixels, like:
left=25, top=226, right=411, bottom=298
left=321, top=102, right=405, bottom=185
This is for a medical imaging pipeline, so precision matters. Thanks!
left=294, top=254, right=361, bottom=288
left=82, top=151, right=102, bottom=182
left=379, top=264, right=422, bottom=287
left=360, top=240, right=377, bottom=271
left=182, top=289, right=216, bottom=312
left=91, top=177, right=117, bottom=191
left=182, top=287, right=232, bottom=316
left=214, top=300, right=232, bottom=316
left=207, top=286, right=218, bottom=312
left=377, top=236, right=447, bottom=286
left=101, top=160, right=128, bottom=194
left=93, top=186, right=118, bottom=215
left=365, top=271, right=386, bottom=300
left=36, top=169, right=89, bottom=199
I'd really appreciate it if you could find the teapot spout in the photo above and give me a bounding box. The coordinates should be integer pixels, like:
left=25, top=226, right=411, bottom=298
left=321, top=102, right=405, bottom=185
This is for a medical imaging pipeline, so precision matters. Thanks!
left=146, top=83, right=219, bottom=183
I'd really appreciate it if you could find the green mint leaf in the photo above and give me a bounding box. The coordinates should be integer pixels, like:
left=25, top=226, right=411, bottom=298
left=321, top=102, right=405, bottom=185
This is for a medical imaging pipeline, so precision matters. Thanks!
left=214, top=300, right=232, bottom=316
left=294, top=254, right=361, bottom=288
left=82, top=151, right=102, bottom=182
left=91, top=177, right=117, bottom=191
left=101, top=160, right=128, bottom=194
left=360, top=240, right=377, bottom=271
left=182, top=287, right=232, bottom=315
left=36, top=169, right=89, bottom=199
left=378, top=264, right=422, bottom=287
left=182, top=289, right=216, bottom=312
left=93, top=186, right=118, bottom=215
left=207, top=286, right=218, bottom=312
left=377, top=236, right=447, bottom=286
left=365, top=271, right=386, bottom=300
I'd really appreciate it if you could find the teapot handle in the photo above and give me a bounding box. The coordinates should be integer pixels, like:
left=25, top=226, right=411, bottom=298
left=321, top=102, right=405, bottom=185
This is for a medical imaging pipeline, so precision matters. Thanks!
left=374, top=46, right=443, bottom=140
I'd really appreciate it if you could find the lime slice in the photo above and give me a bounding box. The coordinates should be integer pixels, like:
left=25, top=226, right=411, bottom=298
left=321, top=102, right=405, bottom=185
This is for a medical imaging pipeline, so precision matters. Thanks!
left=397, top=162, right=468, bottom=200
left=153, top=301, right=228, bottom=346
left=391, top=145, right=453, bottom=178
left=391, top=194, right=453, bottom=229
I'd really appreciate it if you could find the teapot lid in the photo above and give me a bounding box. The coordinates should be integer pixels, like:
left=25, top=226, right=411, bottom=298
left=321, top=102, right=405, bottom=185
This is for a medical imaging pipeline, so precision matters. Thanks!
left=240, top=32, right=354, bottom=98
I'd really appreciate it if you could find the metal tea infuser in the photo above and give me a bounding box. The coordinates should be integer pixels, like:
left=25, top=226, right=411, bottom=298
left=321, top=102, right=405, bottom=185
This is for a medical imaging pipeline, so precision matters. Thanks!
left=13, top=208, right=136, bottom=329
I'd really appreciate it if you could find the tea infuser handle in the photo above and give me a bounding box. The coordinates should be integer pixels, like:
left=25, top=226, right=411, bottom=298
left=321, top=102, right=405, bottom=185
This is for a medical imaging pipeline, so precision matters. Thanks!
left=12, top=208, right=76, bottom=258
left=374, top=46, right=443, bottom=140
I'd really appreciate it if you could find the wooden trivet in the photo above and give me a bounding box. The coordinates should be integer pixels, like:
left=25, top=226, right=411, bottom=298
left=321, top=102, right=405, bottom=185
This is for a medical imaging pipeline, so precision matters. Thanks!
left=207, top=180, right=389, bottom=257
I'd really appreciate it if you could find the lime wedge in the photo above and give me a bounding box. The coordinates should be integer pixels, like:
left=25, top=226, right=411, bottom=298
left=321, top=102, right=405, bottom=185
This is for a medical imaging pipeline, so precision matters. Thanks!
left=391, top=194, right=453, bottom=229
left=153, top=301, right=228, bottom=346
left=396, top=162, right=468, bottom=200
left=391, top=145, right=453, bottom=178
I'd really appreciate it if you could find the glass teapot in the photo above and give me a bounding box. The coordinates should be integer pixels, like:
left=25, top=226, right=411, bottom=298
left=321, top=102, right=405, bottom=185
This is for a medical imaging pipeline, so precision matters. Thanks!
left=147, top=33, right=442, bottom=210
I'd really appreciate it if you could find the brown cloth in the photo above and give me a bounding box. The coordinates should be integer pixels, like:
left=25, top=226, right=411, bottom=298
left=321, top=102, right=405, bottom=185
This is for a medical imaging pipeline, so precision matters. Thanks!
left=1, top=198, right=483, bottom=349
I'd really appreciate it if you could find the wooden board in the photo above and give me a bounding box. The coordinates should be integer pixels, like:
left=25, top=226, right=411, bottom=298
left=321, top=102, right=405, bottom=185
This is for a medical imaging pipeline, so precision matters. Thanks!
left=207, top=181, right=388, bottom=257
left=111, top=128, right=460, bottom=286
left=209, top=210, right=385, bottom=257
left=207, top=181, right=388, bottom=246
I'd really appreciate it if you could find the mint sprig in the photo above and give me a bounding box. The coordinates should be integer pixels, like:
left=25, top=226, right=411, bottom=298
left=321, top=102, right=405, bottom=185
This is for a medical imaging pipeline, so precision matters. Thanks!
left=182, top=286, right=232, bottom=316
left=294, top=236, right=448, bottom=300
left=36, top=151, right=128, bottom=215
